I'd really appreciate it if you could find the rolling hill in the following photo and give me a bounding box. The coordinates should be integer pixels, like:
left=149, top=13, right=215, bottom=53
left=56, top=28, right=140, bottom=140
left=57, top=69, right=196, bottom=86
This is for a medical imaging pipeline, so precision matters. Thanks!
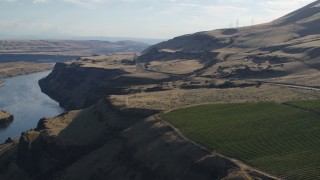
left=139, top=0, right=320, bottom=82
left=0, top=1, right=320, bottom=180
left=0, top=40, right=150, bottom=62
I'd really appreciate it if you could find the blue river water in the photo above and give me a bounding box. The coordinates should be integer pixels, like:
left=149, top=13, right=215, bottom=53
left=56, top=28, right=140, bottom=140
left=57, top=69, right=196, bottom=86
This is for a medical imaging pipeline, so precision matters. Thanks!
left=0, top=70, right=64, bottom=143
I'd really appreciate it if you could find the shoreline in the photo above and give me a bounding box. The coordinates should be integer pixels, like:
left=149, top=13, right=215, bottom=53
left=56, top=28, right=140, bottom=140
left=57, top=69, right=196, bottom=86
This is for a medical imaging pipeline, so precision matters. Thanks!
left=0, top=70, right=64, bottom=144
left=0, top=62, right=54, bottom=88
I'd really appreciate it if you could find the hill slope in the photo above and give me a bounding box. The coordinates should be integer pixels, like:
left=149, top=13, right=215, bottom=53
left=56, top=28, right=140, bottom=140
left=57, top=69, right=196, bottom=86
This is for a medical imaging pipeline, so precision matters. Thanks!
left=0, top=100, right=278, bottom=180
left=139, top=0, right=320, bottom=81
left=0, top=40, right=149, bottom=62
left=0, top=1, right=319, bottom=180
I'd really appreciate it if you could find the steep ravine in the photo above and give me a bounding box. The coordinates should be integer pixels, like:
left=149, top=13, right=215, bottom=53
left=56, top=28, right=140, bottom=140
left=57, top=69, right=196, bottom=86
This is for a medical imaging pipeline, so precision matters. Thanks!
left=0, top=62, right=278, bottom=180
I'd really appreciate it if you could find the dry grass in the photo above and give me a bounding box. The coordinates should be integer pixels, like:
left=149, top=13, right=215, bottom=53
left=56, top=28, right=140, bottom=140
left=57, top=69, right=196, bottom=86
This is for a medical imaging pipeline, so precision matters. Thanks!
left=67, top=54, right=172, bottom=80
left=140, top=1, right=320, bottom=82
left=0, top=111, right=11, bottom=119
left=148, top=60, right=203, bottom=74
left=0, top=62, right=53, bottom=78
left=40, top=101, right=122, bottom=146
left=110, top=84, right=320, bottom=112
left=0, top=40, right=148, bottom=56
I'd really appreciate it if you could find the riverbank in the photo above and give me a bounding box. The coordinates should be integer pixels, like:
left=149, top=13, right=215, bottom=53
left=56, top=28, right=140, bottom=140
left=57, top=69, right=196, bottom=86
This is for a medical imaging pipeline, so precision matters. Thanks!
left=0, top=62, right=53, bottom=79
left=0, top=62, right=55, bottom=128
left=0, top=70, right=64, bottom=143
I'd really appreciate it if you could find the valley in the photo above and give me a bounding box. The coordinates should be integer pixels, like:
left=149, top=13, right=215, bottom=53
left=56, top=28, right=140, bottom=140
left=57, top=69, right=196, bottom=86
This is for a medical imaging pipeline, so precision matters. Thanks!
left=0, top=40, right=149, bottom=63
left=0, top=62, right=55, bottom=129
left=0, top=0, right=319, bottom=179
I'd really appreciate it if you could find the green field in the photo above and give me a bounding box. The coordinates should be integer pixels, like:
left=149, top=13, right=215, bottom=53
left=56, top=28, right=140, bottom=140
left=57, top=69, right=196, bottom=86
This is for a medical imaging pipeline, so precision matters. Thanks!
left=161, top=100, right=320, bottom=179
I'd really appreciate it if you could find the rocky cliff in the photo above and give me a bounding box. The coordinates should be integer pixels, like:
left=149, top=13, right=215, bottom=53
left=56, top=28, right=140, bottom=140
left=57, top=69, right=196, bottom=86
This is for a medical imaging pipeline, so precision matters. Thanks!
left=4, top=1, right=320, bottom=179
left=0, top=56, right=281, bottom=179
left=39, top=62, right=127, bottom=110
left=39, top=61, right=172, bottom=110
left=0, top=99, right=277, bottom=180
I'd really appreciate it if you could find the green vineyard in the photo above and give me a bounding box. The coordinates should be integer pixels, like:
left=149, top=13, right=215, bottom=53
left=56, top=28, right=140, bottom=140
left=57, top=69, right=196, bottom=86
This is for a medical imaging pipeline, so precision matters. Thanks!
left=161, top=100, right=320, bottom=179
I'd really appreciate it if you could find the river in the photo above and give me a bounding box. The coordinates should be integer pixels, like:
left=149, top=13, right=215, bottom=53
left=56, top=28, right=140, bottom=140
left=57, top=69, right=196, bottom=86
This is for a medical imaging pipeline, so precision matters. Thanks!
left=0, top=70, right=64, bottom=143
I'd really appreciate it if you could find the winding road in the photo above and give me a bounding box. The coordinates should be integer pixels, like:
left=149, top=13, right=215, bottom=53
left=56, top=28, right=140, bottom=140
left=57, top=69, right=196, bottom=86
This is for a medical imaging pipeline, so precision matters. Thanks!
left=255, top=81, right=320, bottom=91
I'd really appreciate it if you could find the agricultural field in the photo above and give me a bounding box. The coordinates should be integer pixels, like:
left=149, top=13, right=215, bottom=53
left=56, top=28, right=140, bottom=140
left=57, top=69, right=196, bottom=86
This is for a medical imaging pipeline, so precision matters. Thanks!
left=161, top=100, right=320, bottom=179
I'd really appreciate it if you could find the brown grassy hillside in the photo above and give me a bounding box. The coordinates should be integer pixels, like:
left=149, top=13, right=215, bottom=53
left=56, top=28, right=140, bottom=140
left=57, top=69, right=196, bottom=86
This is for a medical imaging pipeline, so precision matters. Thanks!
left=0, top=40, right=149, bottom=56
left=0, top=62, right=53, bottom=79
left=1, top=1, right=319, bottom=180
left=0, top=40, right=149, bottom=63
left=139, top=0, right=320, bottom=83
left=0, top=100, right=279, bottom=180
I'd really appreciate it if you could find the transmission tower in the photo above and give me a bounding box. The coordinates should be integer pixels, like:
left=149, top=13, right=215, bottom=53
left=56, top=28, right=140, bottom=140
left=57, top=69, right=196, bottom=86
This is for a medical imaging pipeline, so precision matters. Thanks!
left=293, top=18, right=296, bottom=33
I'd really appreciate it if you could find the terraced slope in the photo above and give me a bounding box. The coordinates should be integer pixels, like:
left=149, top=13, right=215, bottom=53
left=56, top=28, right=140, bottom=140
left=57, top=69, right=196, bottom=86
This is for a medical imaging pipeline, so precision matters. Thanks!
left=162, top=100, right=320, bottom=179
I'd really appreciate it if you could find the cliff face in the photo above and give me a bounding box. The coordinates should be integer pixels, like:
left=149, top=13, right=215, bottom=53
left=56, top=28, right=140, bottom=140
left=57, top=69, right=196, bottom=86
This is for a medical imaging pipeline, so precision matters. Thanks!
left=0, top=99, right=276, bottom=180
left=39, top=63, right=128, bottom=110
left=39, top=62, right=171, bottom=110
left=0, top=59, right=278, bottom=179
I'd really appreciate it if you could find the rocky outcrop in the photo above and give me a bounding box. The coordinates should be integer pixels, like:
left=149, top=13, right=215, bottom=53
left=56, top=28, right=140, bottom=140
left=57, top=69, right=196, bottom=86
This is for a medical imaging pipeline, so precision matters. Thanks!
left=39, top=62, right=128, bottom=110
left=16, top=130, right=41, bottom=176
left=0, top=59, right=280, bottom=179
left=0, top=111, right=14, bottom=127
left=39, top=62, right=171, bottom=110
left=32, top=58, right=279, bottom=180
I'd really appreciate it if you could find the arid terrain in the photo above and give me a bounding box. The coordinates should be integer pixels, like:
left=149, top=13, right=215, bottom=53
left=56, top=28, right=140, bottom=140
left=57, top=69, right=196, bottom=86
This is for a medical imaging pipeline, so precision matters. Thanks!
left=0, top=40, right=149, bottom=63
left=0, top=1, right=319, bottom=179
left=0, top=62, right=53, bottom=87
left=139, top=0, right=320, bottom=86
left=0, top=62, right=53, bottom=79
